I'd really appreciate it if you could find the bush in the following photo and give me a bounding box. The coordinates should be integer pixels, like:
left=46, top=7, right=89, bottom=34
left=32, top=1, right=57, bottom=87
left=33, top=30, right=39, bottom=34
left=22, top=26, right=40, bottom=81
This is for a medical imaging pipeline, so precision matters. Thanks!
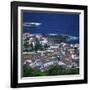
left=23, top=65, right=47, bottom=77
left=23, top=65, right=79, bottom=77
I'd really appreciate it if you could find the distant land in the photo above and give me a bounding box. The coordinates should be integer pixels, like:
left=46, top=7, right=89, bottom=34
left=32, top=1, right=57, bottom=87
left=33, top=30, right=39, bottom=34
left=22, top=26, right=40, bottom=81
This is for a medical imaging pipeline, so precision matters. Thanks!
left=23, top=33, right=79, bottom=44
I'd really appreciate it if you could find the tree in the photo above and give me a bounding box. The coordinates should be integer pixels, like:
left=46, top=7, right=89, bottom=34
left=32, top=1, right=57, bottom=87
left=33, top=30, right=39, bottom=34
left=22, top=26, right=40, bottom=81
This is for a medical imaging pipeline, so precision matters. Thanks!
left=23, top=65, right=47, bottom=77
left=23, top=65, right=33, bottom=77
left=30, top=42, right=34, bottom=51
left=23, top=37, right=30, bottom=52
left=23, top=64, right=79, bottom=77
left=43, top=44, right=49, bottom=50
left=46, top=65, right=79, bottom=76
left=23, top=41, right=29, bottom=52
left=35, top=40, right=43, bottom=52
left=47, top=65, right=64, bottom=75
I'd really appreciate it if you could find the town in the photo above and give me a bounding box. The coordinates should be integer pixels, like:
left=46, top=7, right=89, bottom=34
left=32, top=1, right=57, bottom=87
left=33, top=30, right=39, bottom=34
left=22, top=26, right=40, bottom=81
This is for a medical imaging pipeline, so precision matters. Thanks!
left=22, top=32, right=79, bottom=74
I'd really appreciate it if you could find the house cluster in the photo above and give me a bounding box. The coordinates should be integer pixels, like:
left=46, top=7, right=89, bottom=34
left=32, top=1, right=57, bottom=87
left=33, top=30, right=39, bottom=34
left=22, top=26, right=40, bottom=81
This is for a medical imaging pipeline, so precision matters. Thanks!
left=23, top=33, right=79, bottom=71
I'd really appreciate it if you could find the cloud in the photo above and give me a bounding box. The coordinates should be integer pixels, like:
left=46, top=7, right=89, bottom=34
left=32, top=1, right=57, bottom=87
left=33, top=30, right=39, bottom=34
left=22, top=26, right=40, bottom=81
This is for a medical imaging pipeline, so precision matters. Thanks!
left=23, top=22, right=42, bottom=27
left=48, top=33, right=58, bottom=36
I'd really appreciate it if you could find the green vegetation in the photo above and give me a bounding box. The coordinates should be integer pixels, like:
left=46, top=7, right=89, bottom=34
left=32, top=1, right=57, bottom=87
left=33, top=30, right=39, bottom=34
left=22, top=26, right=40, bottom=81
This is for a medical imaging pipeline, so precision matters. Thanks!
left=23, top=65, right=47, bottom=77
left=23, top=38, right=49, bottom=52
left=34, top=40, right=43, bottom=52
left=23, top=65, right=79, bottom=77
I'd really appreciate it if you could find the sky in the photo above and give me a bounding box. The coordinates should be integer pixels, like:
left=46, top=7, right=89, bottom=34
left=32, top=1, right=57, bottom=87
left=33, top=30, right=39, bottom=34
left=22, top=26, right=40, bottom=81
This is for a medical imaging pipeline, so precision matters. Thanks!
left=22, top=11, right=79, bottom=37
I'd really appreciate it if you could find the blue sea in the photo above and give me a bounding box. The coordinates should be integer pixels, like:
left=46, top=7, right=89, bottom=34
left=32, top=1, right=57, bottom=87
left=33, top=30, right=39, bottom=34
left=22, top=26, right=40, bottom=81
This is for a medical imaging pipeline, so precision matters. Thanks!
left=65, top=39, right=79, bottom=44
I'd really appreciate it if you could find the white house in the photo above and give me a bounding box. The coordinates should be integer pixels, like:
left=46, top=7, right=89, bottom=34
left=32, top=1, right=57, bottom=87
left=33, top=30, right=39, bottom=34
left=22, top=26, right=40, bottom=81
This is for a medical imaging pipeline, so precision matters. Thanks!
left=44, top=61, right=54, bottom=67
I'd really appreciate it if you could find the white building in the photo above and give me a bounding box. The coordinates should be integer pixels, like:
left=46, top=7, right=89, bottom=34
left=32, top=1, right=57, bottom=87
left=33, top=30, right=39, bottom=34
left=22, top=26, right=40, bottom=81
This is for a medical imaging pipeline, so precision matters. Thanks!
left=44, top=61, right=54, bottom=67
